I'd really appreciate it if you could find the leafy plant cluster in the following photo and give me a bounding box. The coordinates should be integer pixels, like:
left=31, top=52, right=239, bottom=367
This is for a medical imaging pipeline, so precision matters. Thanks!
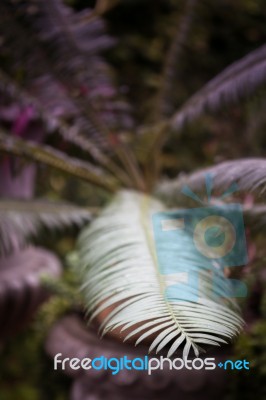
left=0, top=0, right=266, bottom=374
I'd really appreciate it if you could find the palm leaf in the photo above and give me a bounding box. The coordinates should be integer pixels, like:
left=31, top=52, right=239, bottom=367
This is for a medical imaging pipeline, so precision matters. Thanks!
left=28, top=0, right=133, bottom=137
left=157, top=0, right=198, bottom=118
left=157, top=158, right=266, bottom=201
left=76, top=190, right=243, bottom=358
left=0, top=130, right=117, bottom=192
left=29, top=0, right=138, bottom=181
left=0, top=1, right=136, bottom=185
left=171, top=44, right=266, bottom=130
left=0, top=70, right=133, bottom=187
left=0, top=199, right=93, bottom=256
left=0, top=0, right=134, bottom=187
left=0, top=0, right=131, bottom=136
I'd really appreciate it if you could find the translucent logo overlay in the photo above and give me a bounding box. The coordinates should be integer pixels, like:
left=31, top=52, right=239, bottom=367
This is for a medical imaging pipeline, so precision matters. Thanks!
left=152, top=175, right=248, bottom=302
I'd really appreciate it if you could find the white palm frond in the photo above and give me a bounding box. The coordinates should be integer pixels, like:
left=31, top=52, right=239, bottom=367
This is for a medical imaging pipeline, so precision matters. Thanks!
left=76, top=190, right=243, bottom=358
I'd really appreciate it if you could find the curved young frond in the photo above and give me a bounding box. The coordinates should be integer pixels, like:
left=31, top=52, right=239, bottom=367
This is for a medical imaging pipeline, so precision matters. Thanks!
left=171, top=44, right=266, bottom=130
left=0, top=199, right=93, bottom=256
left=76, top=190, right=243, bottom=358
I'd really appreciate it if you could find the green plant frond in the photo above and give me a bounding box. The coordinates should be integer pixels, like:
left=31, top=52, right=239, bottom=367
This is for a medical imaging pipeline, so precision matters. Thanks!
left=171, top=44, right=266, bottom=130
left=0, top=199, right=93, bottom=256
left=0, top=130, right=118, bottom=192
left=156, top=158, right=266, bottom=202
left=76, top=190, right=243, bottom=358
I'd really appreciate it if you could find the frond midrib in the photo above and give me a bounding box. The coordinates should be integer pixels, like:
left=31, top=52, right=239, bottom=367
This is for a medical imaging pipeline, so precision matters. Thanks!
left=139, top=193, right=194, bottom=349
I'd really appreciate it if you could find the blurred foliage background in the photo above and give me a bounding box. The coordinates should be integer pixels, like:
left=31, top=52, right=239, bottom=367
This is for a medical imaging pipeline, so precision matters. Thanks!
left=1, top=0, right=266, bottom=399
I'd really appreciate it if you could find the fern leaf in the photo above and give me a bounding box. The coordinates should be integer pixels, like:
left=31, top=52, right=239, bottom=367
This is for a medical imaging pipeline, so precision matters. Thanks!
left=76, top=190, right=243, bottom=358
left=171, top=44, right=266, bottom=130
left=0, top=199, right=93, bottom=256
